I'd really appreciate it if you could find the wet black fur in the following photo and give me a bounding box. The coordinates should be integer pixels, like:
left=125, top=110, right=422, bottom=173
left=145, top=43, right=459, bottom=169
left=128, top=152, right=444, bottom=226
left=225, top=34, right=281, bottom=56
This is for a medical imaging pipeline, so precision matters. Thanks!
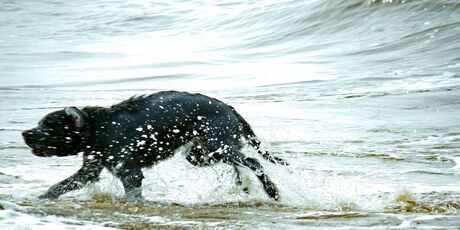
left=22, top=91, right=287, bottom=201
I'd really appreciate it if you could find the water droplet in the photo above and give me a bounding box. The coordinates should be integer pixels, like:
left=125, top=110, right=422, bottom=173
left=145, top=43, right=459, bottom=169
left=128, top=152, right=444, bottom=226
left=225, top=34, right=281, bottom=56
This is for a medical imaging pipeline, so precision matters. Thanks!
left=137, top=140, right=146, bottom=147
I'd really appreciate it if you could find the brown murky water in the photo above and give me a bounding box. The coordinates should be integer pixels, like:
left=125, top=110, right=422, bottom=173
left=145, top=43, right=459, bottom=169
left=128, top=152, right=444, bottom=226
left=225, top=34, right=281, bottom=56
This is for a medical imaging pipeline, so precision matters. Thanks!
left=1, top=190, right=455, bottom=229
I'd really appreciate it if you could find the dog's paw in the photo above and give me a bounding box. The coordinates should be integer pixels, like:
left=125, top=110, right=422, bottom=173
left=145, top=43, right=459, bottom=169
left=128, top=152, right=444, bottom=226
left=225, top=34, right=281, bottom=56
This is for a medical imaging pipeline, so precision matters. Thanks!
left=38, top=191, right=60, bottom=200
left=274, top=157, right=289, bottom=166
left=260, top=175, right=280, bottom=201
left=38, top=193, right=51, bottom=200
left=126, top=189, right=144, bottom=203
left=126, top=196, right=144, bottom=203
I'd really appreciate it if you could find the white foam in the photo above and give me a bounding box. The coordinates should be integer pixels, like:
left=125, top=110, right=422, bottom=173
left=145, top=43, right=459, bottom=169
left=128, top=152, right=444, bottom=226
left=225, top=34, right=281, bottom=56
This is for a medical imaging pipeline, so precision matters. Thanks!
left=261, top=156, right=388, bottom=212
left=2, top=147, right=447, bottom=213
left=0, top=209, right=111, bottom=230
left=74, top=150, right=389, bottom=212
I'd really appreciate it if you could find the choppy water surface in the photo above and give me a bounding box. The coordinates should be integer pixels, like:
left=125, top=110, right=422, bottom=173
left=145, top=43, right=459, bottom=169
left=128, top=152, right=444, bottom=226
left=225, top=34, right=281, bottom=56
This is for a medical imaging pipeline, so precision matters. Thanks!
left=1, top=0, right=460, bottom=229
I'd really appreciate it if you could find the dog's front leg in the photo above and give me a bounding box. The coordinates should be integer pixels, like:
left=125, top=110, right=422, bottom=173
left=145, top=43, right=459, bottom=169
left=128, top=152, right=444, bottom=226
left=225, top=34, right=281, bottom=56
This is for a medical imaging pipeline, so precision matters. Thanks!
left=39, top=157, right=103, bottom=200
left=114, top=164, right=144, bottom=202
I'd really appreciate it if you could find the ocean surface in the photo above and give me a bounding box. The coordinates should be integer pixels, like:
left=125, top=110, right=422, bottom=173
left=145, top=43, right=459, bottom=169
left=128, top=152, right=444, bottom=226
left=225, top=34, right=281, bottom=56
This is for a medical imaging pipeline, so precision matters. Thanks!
left=1, top=0, right=460, bottom=229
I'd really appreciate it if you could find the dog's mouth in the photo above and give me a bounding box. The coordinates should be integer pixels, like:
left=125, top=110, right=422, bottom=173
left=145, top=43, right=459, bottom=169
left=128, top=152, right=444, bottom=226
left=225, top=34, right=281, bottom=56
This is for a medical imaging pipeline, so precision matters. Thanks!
left=30, top=147, right=47, bottom=157
left=26, top=143, right=52, bottom=157
left=31, top=148, right=43, bottom=155
left=27, top=143, right=73, bottom=157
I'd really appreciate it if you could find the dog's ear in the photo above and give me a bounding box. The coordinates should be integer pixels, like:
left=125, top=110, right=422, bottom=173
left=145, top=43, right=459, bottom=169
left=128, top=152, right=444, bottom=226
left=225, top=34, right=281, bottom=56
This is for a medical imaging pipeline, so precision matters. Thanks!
left=65, top=107, right=85, bottom=128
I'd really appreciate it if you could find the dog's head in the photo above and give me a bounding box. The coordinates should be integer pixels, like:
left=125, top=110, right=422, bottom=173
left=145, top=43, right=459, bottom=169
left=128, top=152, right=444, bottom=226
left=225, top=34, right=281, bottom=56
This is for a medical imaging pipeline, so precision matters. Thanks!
left=22, top=107, right=88, bottom=157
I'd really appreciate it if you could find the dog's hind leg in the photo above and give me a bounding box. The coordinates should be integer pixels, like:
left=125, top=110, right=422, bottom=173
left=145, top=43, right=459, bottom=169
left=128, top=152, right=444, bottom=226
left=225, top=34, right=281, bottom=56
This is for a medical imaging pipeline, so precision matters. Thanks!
left=233, top=166, right=249, bottom=194
left=197, top=124, right=280, bottom=200
left=229, top=153, right=280, bottom=201
left=185, top=138, right=217, bottom=167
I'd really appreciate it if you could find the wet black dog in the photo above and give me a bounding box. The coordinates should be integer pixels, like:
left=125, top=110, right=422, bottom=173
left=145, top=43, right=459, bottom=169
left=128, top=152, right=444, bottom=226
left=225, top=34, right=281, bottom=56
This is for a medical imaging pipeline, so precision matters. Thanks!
left=22, top=91, right=287, bottom=201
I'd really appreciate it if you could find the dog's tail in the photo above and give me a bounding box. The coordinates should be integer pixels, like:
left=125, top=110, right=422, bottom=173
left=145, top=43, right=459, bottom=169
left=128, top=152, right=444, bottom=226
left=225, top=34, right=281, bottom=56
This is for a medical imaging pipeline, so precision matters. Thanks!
left=231, top=107, right=289, bottom=166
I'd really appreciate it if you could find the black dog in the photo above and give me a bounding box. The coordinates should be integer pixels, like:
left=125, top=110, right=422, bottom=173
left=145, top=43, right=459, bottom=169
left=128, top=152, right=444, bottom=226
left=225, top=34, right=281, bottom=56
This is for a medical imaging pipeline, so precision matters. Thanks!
left=22, top=91, right=287, bottom=201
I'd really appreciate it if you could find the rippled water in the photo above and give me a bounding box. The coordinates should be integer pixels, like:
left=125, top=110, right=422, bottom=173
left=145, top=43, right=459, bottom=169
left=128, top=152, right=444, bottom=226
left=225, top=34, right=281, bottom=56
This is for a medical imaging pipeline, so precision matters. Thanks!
left=1, top=0, right=460, bottom=229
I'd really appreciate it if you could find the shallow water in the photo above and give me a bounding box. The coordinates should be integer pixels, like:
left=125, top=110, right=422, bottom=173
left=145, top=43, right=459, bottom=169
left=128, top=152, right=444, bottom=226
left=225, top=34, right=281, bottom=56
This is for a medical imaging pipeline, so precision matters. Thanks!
left=1, top=0, right=460, bottom=229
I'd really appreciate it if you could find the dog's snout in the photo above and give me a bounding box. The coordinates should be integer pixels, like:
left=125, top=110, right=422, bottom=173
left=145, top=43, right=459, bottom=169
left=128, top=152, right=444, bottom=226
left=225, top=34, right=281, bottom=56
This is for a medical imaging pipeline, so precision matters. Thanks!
left=22, top=130, right=34, bottom=139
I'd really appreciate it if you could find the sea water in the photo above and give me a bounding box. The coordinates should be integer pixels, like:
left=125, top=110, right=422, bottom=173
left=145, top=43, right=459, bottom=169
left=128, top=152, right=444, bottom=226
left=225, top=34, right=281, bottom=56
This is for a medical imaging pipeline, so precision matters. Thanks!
left=1, top=0, right=459, bottom=229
